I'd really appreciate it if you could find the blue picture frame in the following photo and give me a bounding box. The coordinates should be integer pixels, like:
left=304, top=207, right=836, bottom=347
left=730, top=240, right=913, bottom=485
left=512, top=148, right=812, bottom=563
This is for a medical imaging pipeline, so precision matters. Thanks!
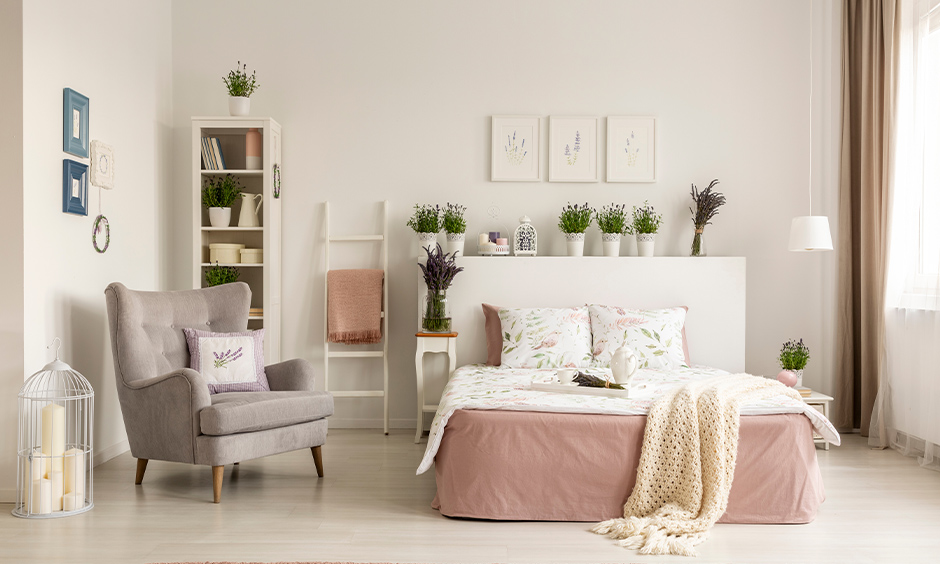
left=63, top=88, right=89, bottom=158
left=63, top=159, right=88, bottom=216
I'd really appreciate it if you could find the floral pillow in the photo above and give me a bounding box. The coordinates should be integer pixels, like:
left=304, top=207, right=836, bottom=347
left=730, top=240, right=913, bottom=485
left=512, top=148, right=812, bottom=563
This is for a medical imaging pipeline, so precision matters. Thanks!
left=589, top=305, right=687, bottom=370
left=182, top=328, right=269, bottom=393
left=498, top=307, right=593, bottom=369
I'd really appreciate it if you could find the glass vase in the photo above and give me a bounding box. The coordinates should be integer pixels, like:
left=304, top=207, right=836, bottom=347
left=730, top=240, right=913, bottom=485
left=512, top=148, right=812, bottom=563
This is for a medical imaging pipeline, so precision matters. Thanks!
left=423, top=290, right=451, bottom=333
left=691, top=229, right=706, bottom=257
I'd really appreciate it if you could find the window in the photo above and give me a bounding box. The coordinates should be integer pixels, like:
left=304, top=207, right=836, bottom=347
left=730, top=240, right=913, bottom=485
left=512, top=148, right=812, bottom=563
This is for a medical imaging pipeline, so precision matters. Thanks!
left=919, top=18, right=940, bottom=278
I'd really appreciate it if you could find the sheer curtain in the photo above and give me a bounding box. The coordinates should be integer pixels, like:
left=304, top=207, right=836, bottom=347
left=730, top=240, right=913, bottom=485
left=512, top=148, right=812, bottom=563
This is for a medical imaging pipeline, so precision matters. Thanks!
left=870, top=0, right=940, bottom=471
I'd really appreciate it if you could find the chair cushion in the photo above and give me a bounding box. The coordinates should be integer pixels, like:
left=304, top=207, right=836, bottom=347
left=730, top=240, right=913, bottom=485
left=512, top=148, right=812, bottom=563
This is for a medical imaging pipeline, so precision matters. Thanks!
left=200, top=391, right=334, bottom=436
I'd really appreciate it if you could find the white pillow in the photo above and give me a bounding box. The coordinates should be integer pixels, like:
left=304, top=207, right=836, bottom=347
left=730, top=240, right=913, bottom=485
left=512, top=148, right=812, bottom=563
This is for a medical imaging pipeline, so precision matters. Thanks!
left=589, top=305, right=687, bottom=370
left=498, top=307, right=593, bottom=369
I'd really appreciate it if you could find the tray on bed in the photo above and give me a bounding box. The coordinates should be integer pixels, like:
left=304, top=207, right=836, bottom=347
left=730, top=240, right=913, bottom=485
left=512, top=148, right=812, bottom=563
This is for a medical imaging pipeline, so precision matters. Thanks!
left=529, top=381, right=654, bottom=399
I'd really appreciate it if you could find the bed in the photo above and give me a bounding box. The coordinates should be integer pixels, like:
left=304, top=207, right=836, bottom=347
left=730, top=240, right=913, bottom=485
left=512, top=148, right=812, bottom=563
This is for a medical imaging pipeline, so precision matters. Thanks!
left=416, top=256, right=840, bottom=523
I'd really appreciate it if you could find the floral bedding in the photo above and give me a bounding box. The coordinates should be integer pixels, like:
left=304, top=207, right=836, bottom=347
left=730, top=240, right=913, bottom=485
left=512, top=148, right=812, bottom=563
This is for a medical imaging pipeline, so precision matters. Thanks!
left=416, top=364, right=841, bottom=474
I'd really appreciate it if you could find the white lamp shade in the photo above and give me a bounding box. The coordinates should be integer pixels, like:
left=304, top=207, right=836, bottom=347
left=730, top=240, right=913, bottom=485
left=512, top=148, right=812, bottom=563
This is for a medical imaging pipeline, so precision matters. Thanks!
left=788, top=216, right=833, bottom=252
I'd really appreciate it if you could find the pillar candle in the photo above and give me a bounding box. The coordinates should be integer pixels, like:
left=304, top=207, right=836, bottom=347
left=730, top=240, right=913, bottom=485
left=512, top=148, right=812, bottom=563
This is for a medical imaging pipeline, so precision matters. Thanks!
left=63, top=448, right=85, bottom=498
left=41, top=403, right=65, bottom=474
left=22, top=448, right=44, bottom=506
left=29, top=478, right=52, bottom=515
left=478, top=233, right=489, bottom=245
left=496, top=238, right=508, bottom=245
left=48, top=471, right=64, bottom=511
left=62, top=492, right=83, bottom=512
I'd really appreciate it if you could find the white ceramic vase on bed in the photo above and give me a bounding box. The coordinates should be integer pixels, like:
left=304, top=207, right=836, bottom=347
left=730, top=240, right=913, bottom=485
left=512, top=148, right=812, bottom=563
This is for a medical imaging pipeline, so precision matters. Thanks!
left=636, top=233, right=656, bottom=257
left=602, top=233, right=621, bottom=257
left=565, top=233, right=585, bottom=257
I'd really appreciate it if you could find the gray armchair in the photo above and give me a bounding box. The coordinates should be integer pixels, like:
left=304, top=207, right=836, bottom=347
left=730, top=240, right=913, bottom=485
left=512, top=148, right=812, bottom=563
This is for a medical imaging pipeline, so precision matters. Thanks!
left=104, top=282, right=333, bottom=503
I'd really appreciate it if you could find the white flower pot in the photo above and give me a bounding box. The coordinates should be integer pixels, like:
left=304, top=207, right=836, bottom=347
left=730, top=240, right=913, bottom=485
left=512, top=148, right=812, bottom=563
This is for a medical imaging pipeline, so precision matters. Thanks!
left=446, top=232, right=465, bottom=256
left=228, top=96, right=250, bottom=117
left=565, top=232, right=585, bottom=257
left=208, top=207, right=232, bottom=228
left=417, top=232, right=438, bottom=256
left=636, top=233, right=656, bottom=257
left=794, top=369, right=804, bottom=387
left=602, top=233, right=621, bottom=257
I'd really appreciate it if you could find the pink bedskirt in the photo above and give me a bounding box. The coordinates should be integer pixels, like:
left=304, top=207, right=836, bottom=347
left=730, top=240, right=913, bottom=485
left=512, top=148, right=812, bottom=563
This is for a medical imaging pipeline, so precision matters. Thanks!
left=432, top=409, right=824, bottom=523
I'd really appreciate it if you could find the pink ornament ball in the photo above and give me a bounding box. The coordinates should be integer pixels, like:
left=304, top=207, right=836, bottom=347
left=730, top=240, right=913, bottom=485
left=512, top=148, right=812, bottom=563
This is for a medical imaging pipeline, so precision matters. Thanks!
left=776, top=370, right=798, bottom=387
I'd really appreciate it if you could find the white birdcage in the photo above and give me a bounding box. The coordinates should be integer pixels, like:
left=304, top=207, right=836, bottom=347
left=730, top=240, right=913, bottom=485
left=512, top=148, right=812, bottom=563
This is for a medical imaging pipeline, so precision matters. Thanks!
left=14, top=339, right=94, bottom=518
left=513, top=215, right=537, bottom=256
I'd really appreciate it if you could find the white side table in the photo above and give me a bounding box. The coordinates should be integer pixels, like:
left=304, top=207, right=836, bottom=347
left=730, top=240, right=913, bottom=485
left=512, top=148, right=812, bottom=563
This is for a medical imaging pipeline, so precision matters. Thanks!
left=414, top=332, right=457, bottom=443
left=803, top=390, right=834, bottom=450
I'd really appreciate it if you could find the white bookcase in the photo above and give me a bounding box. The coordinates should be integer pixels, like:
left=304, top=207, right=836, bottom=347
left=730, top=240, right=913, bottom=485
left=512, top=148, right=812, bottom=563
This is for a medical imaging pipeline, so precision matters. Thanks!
left=191, top=117, right=282, bottom=364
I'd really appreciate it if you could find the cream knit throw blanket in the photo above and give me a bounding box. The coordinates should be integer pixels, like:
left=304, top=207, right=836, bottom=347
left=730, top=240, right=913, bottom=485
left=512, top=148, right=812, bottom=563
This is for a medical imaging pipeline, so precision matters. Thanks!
left=592, top=373, right=802, bottom=557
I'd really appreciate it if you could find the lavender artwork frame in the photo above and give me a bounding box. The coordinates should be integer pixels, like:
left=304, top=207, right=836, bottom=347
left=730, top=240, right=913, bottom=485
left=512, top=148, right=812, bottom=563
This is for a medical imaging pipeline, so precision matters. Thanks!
left=549, top=116, right=598, bottom=182
left=491, top=115, right=541, bottom=182
left=607, top=116, right=656, bottom=182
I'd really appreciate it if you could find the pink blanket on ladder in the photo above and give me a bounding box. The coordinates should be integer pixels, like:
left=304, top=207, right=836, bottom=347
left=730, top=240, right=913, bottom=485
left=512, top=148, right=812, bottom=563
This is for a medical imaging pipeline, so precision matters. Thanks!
left=327, top=269, right=384, bottom=344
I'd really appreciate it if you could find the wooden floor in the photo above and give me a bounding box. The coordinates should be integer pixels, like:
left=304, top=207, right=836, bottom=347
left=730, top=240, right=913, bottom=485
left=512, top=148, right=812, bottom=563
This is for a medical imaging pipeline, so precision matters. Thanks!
left=2, top=431, right=940, bottom=564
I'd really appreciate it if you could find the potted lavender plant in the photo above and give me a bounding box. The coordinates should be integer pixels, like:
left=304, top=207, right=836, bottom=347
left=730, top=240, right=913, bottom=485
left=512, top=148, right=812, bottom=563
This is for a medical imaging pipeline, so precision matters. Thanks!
left=223, top=61, right=259, bottom=116
left=626, top=200, right=663, bottom=257
left=689, top=179, right=726, bottom=257
left=442, top=203, right=467, bottom=256
left=406, top=204, right=442, bottom=255
left=594, top=203, right=629, bottom=257
left=776, top=338, right=810, bottom=388
left=558, top=202, right=593, bottom=257
left=418, top=244, right=464, bottom=333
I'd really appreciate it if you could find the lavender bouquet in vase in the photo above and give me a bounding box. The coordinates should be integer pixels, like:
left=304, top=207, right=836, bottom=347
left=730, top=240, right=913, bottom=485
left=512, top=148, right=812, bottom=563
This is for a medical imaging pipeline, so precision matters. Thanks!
left=419, top=244, right=464, bottom=332
left=689, top=179, right=726, bottom=257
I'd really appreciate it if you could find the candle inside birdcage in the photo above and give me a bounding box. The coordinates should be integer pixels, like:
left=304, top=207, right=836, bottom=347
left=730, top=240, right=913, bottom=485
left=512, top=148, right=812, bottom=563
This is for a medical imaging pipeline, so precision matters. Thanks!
left=14, top=339, right=94, bottom=518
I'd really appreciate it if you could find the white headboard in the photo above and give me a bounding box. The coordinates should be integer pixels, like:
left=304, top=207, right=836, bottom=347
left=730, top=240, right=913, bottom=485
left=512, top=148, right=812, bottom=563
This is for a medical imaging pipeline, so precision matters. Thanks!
left=429, top=256, right=746, bottom=372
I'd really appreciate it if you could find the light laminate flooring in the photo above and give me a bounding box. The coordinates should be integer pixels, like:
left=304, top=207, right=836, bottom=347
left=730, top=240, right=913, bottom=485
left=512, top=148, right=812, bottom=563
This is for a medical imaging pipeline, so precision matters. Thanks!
left=2, top=431, right=939, bottom=564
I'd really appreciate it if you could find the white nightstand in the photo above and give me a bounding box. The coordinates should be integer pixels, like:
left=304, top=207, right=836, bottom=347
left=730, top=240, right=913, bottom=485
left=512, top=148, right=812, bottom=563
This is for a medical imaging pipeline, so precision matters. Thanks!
left=803, top=390, right=834, bottom=450
left=414, top=332, right=457, bottom=443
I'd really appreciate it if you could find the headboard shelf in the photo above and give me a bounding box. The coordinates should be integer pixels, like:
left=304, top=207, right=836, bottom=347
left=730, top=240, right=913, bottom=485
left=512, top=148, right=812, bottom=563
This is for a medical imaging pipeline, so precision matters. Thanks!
left=425, top=256, right=746, bottom=372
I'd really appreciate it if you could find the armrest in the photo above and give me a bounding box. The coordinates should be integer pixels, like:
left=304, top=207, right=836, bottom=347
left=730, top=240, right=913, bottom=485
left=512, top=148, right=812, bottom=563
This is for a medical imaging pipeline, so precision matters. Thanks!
left=118, top=368, right=210, bottom=464
left=265, top=358, right=317, bottom=391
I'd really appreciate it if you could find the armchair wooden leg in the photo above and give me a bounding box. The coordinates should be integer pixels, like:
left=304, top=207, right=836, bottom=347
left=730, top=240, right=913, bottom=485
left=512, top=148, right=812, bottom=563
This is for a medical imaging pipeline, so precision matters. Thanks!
left=135, top=459, right=148, bottom=485
left=212, top=465, right=224, bottom=503
left=311, top=446, right=324, bottom=477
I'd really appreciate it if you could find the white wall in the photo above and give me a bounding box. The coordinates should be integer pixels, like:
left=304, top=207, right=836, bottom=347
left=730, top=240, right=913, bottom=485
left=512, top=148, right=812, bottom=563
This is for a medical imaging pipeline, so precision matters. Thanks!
left=7, top=0, right=174, bottom=498
left=170, top=0, right=842, bottom=428
left=0, top=0, right=25, bottom=503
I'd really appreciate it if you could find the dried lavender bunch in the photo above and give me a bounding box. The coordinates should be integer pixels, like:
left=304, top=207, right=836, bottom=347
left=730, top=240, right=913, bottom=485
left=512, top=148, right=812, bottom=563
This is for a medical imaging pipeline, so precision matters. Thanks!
left=690, top=179, right=726, bottom=230
left=573, top=371, right=625, bottom=390
left=418, top=243, right=464, bottom=294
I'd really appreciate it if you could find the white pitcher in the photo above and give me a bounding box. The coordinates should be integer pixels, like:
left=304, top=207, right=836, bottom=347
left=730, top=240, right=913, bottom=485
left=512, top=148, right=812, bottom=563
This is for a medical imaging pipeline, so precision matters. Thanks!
left=610, top=345, right=638, bottom=385
left=238, top=193, right=263, bottom=227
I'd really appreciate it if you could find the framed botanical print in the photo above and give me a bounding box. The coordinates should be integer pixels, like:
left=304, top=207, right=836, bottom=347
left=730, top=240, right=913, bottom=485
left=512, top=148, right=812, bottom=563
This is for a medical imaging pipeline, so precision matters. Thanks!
left=62, top=159, right=89, bottom=216
left=549, top=116, right=598, bottom=182
left=491, top=115, right=541, bottom=181
left=607, top=116, right=656, bottom=182
left=63, top=88, right=90, bottom=158
left=90, top=141, right=114, bottom=189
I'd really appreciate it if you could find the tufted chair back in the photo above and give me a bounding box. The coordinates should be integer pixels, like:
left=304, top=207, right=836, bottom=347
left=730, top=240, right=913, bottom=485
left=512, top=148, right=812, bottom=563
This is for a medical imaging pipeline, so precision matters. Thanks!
left=104, top=282, right=251, bottom=385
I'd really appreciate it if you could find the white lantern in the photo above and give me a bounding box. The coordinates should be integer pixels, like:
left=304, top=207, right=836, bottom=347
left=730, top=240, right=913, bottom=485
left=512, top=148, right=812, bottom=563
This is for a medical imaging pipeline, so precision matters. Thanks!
left=14, top=339, right=94, bottom=518
left=513, top=215, right=537, bottom=256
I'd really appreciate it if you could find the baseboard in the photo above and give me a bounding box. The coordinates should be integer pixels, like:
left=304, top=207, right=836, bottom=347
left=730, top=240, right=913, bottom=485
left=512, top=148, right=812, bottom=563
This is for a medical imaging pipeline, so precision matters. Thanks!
left=95, top=439, right=130, bottom=466
left=0, top=487, right=16, bottom=503
left=328, top=417, right=416, bottom=429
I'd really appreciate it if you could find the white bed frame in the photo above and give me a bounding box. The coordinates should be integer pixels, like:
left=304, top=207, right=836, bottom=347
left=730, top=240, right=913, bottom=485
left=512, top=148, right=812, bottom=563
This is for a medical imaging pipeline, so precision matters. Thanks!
left=437, top=256, right=746, bottom=372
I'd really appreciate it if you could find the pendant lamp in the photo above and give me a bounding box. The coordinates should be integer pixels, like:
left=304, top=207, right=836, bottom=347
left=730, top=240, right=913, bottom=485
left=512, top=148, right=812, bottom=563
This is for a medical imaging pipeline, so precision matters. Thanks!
left=789, top=0, right=833, bottom=252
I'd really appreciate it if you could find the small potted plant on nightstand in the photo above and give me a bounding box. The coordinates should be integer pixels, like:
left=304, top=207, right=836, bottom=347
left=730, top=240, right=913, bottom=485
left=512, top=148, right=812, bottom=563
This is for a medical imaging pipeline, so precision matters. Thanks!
left=558, top=202, right=593, bottom=257
left=627, top=200, right=663, bottom=257
left=407, top=204, right=442, bottom=255
left=223, top=61, right=259, bottom=116
left=776, top=338, right=810, bottom=388
left=205, top=262, right=240, bottom=287
left=595, top=203, right=629, bottom=257
left=443, top=203, right=467, bottom=256
left=202, top=174, right=243, bottom=227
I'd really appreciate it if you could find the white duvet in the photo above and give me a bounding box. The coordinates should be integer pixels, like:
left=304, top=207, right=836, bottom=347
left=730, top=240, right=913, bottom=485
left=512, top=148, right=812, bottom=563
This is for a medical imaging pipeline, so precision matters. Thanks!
left=417, top=364, right=841, bottom=474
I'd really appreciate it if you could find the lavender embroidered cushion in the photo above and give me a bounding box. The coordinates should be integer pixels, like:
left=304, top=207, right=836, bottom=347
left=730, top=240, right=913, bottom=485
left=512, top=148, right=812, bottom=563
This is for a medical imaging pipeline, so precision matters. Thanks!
left=182, top=328, right=269, bottom=393
left=498, top=307, right=593, bottom=369
left=589, top=305, right=687, bottom=371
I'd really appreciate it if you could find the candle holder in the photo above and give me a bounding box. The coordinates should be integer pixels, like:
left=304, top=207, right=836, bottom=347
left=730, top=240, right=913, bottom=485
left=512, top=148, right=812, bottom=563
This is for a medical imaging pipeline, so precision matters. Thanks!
left=13, top=338, right=94, bottom=518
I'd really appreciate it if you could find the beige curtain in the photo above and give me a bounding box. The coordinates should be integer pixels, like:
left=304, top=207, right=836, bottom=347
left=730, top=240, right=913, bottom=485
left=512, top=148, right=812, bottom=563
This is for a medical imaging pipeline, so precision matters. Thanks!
left=835, top=0, right=901, bottom=433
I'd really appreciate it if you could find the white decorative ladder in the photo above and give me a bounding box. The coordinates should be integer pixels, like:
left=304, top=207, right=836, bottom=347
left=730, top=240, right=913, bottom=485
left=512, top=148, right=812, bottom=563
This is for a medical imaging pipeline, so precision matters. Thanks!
left=323, top=200, right=390, bottom=434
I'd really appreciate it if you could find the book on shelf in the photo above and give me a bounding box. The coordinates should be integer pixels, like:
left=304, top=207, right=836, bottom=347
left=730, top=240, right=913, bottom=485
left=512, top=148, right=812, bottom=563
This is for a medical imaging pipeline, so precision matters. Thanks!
left=796, top=387, right=812, bottom=398
left=211, top=138, right=227, bottom=169
left=200, top=137, right=227, bottom=170
left=201, top=137, right=216, bottom=170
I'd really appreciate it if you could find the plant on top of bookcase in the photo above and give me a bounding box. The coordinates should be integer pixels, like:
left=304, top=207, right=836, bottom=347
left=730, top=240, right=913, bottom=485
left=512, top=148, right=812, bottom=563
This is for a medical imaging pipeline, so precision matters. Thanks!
left=224, top=61, right=260, bottom=116
left=202, top=174, right=243, bottom=227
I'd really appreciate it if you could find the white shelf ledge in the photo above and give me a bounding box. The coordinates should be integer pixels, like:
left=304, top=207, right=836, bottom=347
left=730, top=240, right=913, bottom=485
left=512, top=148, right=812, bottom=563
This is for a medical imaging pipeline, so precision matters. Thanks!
left=201, top=263, right=263, bottom=267
left=201, top=169, right=263, bottom=175
left=201, top=227, right=264, bottom=231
